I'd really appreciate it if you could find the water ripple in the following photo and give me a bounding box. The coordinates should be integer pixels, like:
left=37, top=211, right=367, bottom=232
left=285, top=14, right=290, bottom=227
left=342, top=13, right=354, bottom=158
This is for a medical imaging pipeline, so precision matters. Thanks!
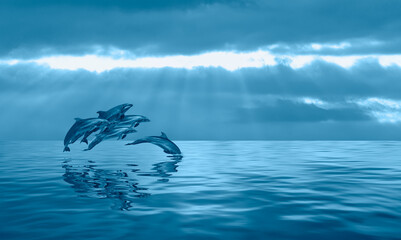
left=1, top=141, right=401, bottom=239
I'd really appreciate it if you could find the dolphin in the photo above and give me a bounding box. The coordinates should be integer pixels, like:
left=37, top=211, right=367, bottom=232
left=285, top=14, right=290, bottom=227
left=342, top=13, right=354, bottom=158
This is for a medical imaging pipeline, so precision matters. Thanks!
left=64, top=118, right=110, bottom=152
left=80, top=115, right=149, bottom=145
left=85, top=127, right=137, bottom=151
left=97, top=103, right=133, bottom=121
left=80, top=127, right=99, bottom=145
left=118, top=115, right=150, bottom=128
left=126, top=132, right=181, bottom=155
left=80, top=121, right=113, bottom=144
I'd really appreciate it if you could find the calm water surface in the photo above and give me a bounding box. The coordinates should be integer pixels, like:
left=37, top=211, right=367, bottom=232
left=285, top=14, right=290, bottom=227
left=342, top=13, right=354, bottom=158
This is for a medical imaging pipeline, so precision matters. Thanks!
left=1, top=141, right=401, bottom=239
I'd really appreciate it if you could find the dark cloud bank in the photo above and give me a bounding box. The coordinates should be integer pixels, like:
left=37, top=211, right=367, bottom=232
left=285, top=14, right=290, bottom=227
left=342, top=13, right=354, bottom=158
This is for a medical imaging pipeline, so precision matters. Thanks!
left=1, top=0, right=401, bottom=57
left=1, top=60, right=401, bottom=140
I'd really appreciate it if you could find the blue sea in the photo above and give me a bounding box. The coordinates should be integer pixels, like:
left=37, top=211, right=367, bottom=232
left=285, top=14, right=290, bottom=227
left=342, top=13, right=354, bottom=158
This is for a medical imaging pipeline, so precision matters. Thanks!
left=1, top=141, right=401, bottom=240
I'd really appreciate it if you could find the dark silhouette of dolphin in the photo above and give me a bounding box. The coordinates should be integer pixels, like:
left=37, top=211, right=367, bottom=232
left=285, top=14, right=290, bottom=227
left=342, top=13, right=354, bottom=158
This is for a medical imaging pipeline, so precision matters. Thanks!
left=126, top=132, right=181, bottom=155
left=81, top=114, right=149, bottom=145
left=85, top=126, right=137, bottom=151
left=97, top=103, right=133, bottom=121
left=63, top=118, right=109, bottom=152
left=80, top=127, right=100, bottom=145
left=118, top=115, right=150, bottom=128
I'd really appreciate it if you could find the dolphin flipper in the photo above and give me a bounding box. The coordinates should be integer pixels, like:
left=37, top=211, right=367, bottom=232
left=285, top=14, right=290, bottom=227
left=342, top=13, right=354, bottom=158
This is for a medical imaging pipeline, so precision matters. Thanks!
left=126, top=139, right=142, bottom=145
left=117, top=133, right=125, bottom=140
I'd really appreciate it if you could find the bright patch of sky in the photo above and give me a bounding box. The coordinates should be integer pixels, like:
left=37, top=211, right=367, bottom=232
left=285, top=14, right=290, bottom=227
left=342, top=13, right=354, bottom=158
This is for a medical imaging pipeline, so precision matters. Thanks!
left=354, top=98, right=401, bottom=123
left=310, top=42, right=351, bottom=50
left=300, top=97, right=401, bottom=123
left=1, top=44, right=401, bottom=72
left=301, top=97, right=329, bottom=108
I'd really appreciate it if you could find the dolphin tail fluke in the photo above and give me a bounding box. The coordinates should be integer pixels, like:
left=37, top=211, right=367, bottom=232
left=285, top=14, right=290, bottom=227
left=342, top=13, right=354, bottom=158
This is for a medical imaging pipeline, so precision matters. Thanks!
left=63, top=146, right=70, bottom=152
left=81, top=138, right=88, bottom=144
left=97, top=111, right=108, bottom=119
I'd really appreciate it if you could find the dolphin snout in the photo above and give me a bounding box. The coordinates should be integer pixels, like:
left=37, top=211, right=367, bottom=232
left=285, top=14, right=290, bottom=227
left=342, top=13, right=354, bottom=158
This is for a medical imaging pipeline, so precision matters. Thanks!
left=125, top=104, right=133, bottom=110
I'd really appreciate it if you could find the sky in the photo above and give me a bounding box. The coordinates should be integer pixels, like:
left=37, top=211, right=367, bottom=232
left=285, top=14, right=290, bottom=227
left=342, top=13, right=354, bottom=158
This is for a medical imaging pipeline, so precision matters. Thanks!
left=1, top=0, right=401, bottom=140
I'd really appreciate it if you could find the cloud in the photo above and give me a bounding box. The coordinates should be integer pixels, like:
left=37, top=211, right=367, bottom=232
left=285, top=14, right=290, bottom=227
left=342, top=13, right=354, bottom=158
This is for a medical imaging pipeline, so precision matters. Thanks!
left=1, top=60, right=401, bottom=140
left=237, top=60, right=401, bottom=100
left=0, top=0, right=245, bottom=10
left=353, top=98, right=401, bottom=123
left=268, top=39, right=401, bottom=56
left=1, top=0, right=401, bottom=57
left=237, top=99, right=371, bottom=123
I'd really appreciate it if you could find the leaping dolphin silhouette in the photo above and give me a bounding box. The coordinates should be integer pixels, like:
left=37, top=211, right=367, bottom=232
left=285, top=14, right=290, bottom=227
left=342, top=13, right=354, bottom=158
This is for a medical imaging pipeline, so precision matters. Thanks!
left=118, top=115, right=150, bottom=128
left=97, top=103, right=133, bottom=121
left=85, top=126, right=137, bottom=151
left=126, top=132, right=181, bottom=155
left=63, top=118, right=109, bottom=152
left=80, top=127, right=100, bottom=145
left=81, top=114, right=149, bottom=145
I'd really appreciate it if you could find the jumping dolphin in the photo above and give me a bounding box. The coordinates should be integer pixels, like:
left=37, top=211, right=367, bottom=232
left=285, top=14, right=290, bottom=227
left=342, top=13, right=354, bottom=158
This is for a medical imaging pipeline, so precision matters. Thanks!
left=81, top=114, right=149, bottom=144
left=64, top=118, right=109, bottom=152
left=118, top=115, right=150, bottom=128
left=97, top=103, right=133, bottom=121
left=85, top=127, right=137, bottom=151
left=126, top=132, right=181, bottom=155
left=80, top=126, right=101, bottom=145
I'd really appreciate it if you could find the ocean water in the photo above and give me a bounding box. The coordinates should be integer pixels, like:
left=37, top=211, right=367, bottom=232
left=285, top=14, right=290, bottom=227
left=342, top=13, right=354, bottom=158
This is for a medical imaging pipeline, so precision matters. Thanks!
left=0, top=141, right=401, bottom=240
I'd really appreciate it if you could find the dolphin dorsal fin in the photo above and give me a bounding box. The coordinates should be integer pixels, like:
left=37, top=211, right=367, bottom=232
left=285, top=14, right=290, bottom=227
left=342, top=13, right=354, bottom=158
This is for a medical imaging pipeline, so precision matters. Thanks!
left=160, top=132, right=168, bottom=139
left=97, top=111, right=107, bottom=119
left=74, top=118, right=83, bottom=122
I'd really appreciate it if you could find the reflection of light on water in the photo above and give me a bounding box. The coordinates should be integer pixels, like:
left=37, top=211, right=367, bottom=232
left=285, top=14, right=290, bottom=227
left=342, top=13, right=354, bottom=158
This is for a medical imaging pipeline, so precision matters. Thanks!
left=62, top=155, right=182, bottom=210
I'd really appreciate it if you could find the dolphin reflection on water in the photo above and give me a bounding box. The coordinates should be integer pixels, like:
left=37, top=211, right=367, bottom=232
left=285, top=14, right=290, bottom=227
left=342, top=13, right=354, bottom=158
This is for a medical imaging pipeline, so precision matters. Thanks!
left=62, top=156, right=182, bottom=210
left=126, top=132, right=182, bottom=155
